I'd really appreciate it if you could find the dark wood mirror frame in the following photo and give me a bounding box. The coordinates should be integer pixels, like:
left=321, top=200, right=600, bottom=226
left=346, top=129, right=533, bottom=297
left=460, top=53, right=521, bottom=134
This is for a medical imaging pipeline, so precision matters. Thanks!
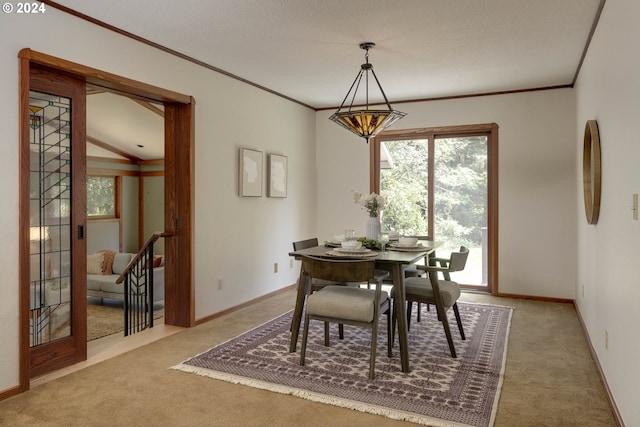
left=583, top=120, right=601, bottom=224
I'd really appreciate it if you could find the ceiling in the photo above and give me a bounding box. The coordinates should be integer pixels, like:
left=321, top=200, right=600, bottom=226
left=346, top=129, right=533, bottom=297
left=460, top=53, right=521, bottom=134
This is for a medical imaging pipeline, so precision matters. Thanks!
left=54, top=0, right=603, bottom=160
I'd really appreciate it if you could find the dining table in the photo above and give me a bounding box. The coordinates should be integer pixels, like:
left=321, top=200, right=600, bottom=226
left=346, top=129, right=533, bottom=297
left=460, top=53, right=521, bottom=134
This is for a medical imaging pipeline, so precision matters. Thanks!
left=288, top=239, right=442, bottom=373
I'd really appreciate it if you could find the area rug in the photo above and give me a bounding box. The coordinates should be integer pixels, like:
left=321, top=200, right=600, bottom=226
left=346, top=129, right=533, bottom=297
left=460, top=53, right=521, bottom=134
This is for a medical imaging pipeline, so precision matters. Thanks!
left=87, top=304, right=163, bottom=341
left=172, top=302, right=512, bottom=427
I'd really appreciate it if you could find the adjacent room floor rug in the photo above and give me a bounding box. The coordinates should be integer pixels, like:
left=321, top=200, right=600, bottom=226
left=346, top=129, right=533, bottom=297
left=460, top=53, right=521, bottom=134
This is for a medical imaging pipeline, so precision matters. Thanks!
left=173, top=302, right=512, bottom=427
left=87, top=303, right=163, bottom=341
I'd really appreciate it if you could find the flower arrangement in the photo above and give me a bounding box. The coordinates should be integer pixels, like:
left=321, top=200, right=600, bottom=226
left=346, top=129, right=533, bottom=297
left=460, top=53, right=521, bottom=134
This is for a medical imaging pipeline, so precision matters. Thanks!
left=353, top=191, right=385, bottom=217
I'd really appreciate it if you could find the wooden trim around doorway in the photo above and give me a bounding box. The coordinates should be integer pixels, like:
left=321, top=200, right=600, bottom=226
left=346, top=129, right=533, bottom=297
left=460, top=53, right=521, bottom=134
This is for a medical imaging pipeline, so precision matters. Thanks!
left=18, top=48, right=195, bottom=393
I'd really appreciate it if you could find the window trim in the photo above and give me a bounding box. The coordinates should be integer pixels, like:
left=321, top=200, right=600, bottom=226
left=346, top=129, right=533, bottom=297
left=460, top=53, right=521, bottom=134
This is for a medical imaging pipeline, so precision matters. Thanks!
left=370, top=123, right=499, bottom=295
left=86, top=175, right=121, bottom=220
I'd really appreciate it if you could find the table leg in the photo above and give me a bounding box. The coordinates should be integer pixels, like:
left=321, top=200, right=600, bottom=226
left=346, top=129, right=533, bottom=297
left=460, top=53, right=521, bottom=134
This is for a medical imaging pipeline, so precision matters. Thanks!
left=289, top=267, right=307, bottom=353
left=392, top=264, right=410, bottom=373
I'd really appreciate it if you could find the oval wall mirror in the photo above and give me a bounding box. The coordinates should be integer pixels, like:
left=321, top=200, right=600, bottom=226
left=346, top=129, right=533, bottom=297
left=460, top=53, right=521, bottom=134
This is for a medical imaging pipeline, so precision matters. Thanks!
left=582, top=120, right=601, bottom=224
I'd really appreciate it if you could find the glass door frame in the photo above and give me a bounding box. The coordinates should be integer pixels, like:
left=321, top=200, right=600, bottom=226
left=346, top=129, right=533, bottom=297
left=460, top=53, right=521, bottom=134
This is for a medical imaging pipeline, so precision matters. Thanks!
left=370, top=123, right=499, bottom=294
left=21, top=65, right=88, bottom=379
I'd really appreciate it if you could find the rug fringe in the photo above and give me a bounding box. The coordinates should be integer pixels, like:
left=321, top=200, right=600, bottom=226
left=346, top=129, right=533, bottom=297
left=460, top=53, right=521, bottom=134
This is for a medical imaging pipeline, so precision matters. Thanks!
left=488, top=305, right=513, bottom=427
left=171, top=363, right=472, bottom=427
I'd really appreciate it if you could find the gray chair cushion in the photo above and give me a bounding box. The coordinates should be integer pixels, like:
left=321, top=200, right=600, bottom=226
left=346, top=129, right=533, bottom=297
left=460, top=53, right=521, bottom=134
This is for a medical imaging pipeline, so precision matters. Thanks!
left=402, top=277, right=461, bottom=308
left=307, top=286, right=389, bottom=323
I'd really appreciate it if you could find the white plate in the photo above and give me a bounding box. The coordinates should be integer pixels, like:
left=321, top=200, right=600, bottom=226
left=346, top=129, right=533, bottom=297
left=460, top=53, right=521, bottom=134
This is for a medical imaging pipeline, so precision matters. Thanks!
left=390, top=243, right=423, bottom=249
left=334, top=247, right=370, bottom=253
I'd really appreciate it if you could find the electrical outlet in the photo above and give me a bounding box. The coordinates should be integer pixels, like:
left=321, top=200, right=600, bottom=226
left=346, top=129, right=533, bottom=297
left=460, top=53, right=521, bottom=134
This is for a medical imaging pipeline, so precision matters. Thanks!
left=217, top=276, right=223, bottom=290
left=605, top=330, right=608, bottom=350
left=274, top=262, right=278, bottom=273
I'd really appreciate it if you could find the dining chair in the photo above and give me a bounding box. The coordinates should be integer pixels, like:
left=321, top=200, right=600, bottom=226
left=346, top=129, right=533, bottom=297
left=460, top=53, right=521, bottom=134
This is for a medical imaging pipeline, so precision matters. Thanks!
left=291, top=238, right=354, bottom=339
left=299, top=255, right=392, bottom=379
left=401, top=235, right=432, bottom=279
left=392, top=246, right=469, bottom=358
left=398, top=235, right=434, bottom=320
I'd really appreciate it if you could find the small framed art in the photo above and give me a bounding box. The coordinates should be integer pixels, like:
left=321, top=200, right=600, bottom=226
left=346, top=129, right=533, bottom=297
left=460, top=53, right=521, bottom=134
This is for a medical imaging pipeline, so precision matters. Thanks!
left=267, top=154, right=288, bottom=198
left=239, top=148, right=263, bottom=197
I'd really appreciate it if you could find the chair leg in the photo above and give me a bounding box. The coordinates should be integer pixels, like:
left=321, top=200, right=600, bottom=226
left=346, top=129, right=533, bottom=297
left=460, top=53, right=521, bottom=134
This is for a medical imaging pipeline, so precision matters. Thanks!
left=417, top=302, right=421, bottom=322
left=386, top=306, right=392, bottom=357
left=324, top=321, right=330, bottom=346
left=406, top=301, right=413, bottom=330
left=369, top=314, right=379, bottom=380
left=300, top=314, right=311, bottom=366
left=452, top=303, right=466, bottom=340
left=436, top=304, right=457, bottom=358
left=339, top=323, right=344, bottom=339
left=391, top=302, right=396, bottom=346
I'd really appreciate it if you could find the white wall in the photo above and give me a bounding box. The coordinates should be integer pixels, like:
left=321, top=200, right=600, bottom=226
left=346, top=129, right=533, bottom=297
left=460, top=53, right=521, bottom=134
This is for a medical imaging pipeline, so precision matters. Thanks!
left=142, top=175, right=164, bottom=254
left=0, top=9, right=315, bottom=392
left=317, top=89, right=577, bottom=299
left=574, top=0, right=640, bottom=425
left=121, top=176, right=140, bottom=252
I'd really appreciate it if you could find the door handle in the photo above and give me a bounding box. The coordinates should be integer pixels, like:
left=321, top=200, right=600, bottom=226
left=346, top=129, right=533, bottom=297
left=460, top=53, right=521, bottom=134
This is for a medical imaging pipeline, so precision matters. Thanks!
left=78, top=224, right=84, bottom=240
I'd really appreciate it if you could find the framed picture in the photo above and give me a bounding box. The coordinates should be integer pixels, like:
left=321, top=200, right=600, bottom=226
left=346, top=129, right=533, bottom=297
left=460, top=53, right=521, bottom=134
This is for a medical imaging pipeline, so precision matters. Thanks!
left=267, top=154, right=288, bottom=198
left=239, top=148, right=263, bottom=197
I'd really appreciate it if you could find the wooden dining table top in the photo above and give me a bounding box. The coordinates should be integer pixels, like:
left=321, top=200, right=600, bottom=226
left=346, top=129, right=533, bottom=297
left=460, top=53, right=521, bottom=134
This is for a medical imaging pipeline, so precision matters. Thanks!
left=288, top=240, right=442, bottom=261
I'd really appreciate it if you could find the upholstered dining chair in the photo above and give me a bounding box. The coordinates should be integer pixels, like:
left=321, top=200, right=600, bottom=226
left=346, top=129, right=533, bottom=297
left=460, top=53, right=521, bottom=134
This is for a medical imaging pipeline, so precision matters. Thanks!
left=397, top=235, right=434, bottom=321
left=291, top=238, right=351, bottom=339
left=401, top=235, right=432, bottom=279
left=392, top=246, right=469, bottom=358
left=299, top=255, right=391, bottom=379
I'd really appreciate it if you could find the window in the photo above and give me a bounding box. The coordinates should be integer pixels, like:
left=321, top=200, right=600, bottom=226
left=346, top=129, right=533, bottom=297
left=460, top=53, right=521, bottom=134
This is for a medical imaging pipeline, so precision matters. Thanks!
left=87, top=176, right=118, bottom=218
left=372, top=123, right=498, bottom=293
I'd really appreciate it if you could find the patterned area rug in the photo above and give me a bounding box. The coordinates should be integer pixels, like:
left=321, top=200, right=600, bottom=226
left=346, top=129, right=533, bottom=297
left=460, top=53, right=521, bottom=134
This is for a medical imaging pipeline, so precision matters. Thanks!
left=173, top=302, right=512, bottom=427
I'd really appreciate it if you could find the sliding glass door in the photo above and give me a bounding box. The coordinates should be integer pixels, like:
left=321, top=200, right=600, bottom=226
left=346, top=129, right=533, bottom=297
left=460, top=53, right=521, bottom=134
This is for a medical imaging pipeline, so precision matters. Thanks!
left=373, top=124, right=497, bottom=292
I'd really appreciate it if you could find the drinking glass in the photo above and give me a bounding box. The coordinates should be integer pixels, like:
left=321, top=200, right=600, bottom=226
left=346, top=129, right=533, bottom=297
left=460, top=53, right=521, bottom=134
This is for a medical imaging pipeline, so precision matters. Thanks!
left=344, top=229, right=356, bottom=241
left=378, top=232, right=389, bottom=252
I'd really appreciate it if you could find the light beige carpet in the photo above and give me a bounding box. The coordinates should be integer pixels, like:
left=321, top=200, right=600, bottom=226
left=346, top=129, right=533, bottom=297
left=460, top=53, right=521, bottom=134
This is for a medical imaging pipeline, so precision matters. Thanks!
left=0, top=290, right=617, bottom=427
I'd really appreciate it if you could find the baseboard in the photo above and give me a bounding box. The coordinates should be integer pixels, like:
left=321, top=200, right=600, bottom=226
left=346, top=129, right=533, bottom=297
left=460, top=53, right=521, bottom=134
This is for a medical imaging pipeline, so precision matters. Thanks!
left=0, top=384, right=23, bottom=402
left=195, top=283, right=296, bottom=326
left=496, top=292, right=574, bottom=304
left=573, top=302, right=625, bottom=427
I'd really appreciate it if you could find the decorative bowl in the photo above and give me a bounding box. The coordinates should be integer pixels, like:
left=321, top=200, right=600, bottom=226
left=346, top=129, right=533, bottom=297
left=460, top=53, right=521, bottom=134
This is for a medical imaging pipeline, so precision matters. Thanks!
left=341, top=240, right=362, bottom=249
left=398, top=237, right=418, bottom=246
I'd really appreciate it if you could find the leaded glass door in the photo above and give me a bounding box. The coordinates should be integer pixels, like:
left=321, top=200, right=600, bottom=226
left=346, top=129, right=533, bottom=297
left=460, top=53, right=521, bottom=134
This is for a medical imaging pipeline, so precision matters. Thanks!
left=27, top=67, right=86, bottom=378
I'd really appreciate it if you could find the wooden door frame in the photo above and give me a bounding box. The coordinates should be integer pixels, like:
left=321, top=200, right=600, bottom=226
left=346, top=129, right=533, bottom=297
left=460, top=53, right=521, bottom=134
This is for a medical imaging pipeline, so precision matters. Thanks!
left=25, top=65, right=88, bottom=379
left=370, top=123, right=499, bottom=295
left=18, top=48, right=195, bottom=391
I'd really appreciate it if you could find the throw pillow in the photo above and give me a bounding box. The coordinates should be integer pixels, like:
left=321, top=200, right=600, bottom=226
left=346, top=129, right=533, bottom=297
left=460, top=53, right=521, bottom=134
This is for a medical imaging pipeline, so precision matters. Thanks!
left=97, top=249, right=116, bottom=275
left=144, top=255, right=163, bottom=269
left=87, top=252, right=104, bottom=275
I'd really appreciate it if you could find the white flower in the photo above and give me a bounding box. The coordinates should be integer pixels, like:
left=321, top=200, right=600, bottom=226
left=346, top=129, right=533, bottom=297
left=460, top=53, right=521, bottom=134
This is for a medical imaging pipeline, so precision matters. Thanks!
left=352, top=191, right=385, bottom=217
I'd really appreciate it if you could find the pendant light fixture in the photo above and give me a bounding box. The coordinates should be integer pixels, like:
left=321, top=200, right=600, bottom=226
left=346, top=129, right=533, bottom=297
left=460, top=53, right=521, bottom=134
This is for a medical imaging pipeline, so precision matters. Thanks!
left=329, top=42, right=406, bottom=142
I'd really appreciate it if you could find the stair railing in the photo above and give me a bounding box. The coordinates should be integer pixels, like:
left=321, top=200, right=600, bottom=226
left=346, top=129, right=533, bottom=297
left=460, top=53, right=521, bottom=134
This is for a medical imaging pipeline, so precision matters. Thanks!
left=116, top=231, right=173, bottom=336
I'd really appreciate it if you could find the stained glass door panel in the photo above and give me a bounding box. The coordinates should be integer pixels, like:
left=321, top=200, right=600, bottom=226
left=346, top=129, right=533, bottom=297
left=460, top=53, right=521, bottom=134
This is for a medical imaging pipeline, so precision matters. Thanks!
left=29, top=90, right=73, bottom=346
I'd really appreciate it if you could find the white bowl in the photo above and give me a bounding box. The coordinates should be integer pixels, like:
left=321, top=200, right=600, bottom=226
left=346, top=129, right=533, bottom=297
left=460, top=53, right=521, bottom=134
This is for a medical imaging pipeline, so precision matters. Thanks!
left=341, top=240, right=362, bottom=249
left=398, top=237, right=418, bottom=246
left=333, top=234, right=345, bottom=242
